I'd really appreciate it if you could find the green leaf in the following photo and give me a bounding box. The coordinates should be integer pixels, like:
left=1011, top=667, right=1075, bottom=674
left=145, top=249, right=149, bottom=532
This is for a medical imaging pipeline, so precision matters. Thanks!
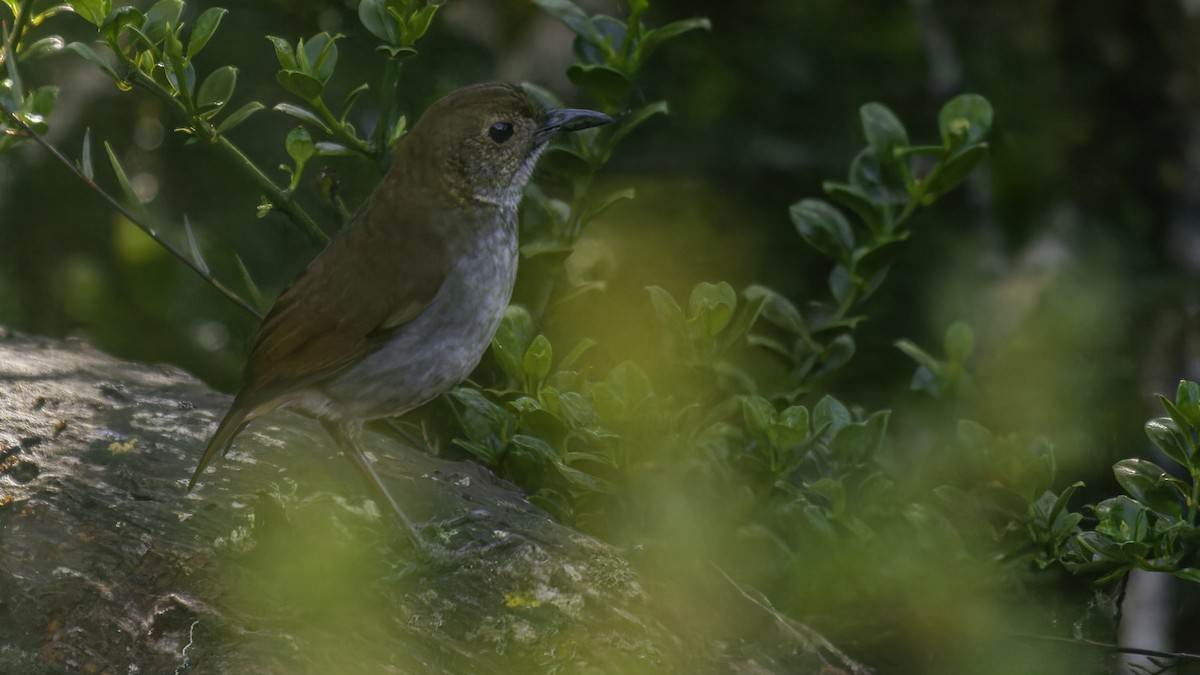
left=955, top=419, right=991, bottom=449
left=160, top=27, right=190, bottom=97
left=266, top=35, right=298, bottom=70
left=790, top=199, right=854, bottom=263
left=273, top=102, right=332, bottom=133
left=1173, top=568, right=1200, bottom=584
left=823, top=182, right=884, bottom=234
left=647, top=285, right=687, bottom=338
left=743, top=285, right=806, bottom=336
left=585, top=187, right=635, bottom=221
left=523, top=335, right=553, bottom=390
left=827, top=264, right=852, bottom=306
left=566, top=63, right=630, bottom=109
left=446, top=386, right=511, bottom=444
left=314, top=141, right=358, bottom=156
left=813, top=395, right=851, bottom=443
left=375, top=45, right=418, bottom=61
left=558, top=338, right=596, bottom=372
left=607, top=360, right=652, bottom=408
left=103, top=141, right=147, bottom=218
left=742, top=395, right=776, bottom=439
left=276, top=69, right=323, bottom=101
left=67, top=41, right=119, bottom=81
left=1033, top=483, right=1085, bottom=541
left=771, top=405, right=810, bottom=452
left=357, top=0, right=397, bottom=43
left=637, top=17, right=711, bottom=62
left=538, top=145, right=593, bottom=184
left=285, top=126, right=314, bottom=165
left=609, top=100, right=668, bottom=148
left=1145, top=417, right=1192, bottom=471
left=805, top=477, right=846, bottom=515
left=98, top=6, right=144, bottom=43
left=715, top=289, right=765, bottom=356
left=402, top=4, right=440, bottom=45
left=187, top=7, right=227, bottom=58
left=67, top=0, right=108, bottom=26
left=688, top=281, right=737, bottom=337
left=19, top=36, right=65, bottom=62
left=217, top=101, right=264, bottom=134
left=196, top=65, right=237, bottom=113
left=943, top=320, right=974, bottom=363
left=531, top=0, right=600, bottom=45
left=142, top=0, right=183, bottom=44
left=555, top=459, right=618, bottom=494
left=814, top=333, right=855, bottom=378
left=849, top=147, right=907, bottom=207
left=829, top=411, right=888, bottom=464
left=939, top=93, right=993, bottom=147
left=1075, top=531, right=1132, bottom=564
left=182, top=216, right=208, bottom=275
left=922, top=144, right=988, bottom=201
left=1175, top=380, right=1200, bottom=428
left=233, top=254, right=265, bottom=310
left=1112, top=458, right=1185, bottom=520
left=895, top=339, right=942, bottom=373
left=510, top=434, right=559, bottom=463
left=849, top=235, right=906, bottom=282
left=860, top=102, right=909, bottom=162
left=491, top=305, right=538, bottom=382
left=339, top=82, right=370, bottom=123
left=302, top=33, right=339, bottom=84
left=1093, top=495, right=1152, bottom=545
left=78, top=128, right=94, bottom=180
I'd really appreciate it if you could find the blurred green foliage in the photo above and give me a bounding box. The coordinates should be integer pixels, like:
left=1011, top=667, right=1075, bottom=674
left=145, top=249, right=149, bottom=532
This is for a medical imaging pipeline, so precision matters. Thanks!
left=4, top=0, right=1200, bottom=671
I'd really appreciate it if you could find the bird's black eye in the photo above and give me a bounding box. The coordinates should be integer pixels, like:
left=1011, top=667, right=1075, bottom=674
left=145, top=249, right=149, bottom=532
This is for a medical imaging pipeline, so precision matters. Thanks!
left=488, top=121, right=514, bottom=144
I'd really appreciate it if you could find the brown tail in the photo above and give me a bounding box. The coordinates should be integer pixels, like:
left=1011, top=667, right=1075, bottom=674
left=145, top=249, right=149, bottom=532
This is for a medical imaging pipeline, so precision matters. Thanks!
left=188, top=395, right=254, bottom=490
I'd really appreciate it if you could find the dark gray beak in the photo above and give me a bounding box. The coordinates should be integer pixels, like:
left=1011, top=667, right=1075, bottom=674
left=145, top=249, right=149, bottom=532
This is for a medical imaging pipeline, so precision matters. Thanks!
left=538, top=108, right=612, bottom=141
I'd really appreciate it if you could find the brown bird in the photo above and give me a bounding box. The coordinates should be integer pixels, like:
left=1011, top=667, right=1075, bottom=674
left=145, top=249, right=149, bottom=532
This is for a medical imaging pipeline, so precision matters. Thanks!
left=188, top=83, right=611, bottom=547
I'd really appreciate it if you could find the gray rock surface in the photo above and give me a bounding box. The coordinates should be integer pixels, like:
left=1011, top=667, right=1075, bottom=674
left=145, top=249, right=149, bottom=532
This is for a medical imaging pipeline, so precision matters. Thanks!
left=0, top=329, right=691, bottom=674
left=0, top=329, right=859, bottom=674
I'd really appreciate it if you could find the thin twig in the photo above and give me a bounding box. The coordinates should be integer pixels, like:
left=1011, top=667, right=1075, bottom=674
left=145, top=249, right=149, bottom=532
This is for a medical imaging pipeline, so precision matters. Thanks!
left=1010, top=632, right=1200, bottom=661
left=711, top=562, right=876, bottom=675
left=121, top=67, right=329, bottom=245
left=0, top=100, right=263, bottom=319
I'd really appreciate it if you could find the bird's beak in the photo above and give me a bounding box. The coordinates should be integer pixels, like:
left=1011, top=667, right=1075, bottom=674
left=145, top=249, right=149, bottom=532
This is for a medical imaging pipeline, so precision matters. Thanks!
left=538, top=108, right=613, bottom=141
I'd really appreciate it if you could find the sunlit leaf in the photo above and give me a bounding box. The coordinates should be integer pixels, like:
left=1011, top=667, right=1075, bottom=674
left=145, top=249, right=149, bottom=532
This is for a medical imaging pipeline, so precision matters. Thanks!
left=142, top=0, right=183, bottom=44
left=276, top=69, right=323, bottom=100
left=217, top=101, right=264, bottom=134
left=186, top=7, right=227, bottom=58
left=273, top=102, right=331, bottom=133
left=196, top=65, right=237, bottom=113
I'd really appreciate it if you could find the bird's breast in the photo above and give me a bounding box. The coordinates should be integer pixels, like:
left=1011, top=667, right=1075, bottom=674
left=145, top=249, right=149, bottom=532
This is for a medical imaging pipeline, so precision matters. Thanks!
left=319, top=208, right=519, bottom=420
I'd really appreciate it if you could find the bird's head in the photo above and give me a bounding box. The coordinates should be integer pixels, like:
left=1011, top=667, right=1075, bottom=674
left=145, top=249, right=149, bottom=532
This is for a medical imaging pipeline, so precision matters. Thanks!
left=398, top=82, right=611, bottom=210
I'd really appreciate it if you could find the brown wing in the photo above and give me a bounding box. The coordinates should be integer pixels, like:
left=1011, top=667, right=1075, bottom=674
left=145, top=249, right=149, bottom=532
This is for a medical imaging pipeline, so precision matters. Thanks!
left=242, top=203, right=449, bottom=402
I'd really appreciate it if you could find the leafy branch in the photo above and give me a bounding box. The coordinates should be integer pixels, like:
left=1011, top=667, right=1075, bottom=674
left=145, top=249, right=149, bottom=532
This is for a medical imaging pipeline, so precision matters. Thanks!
left=519, top=0, right=710, bottom=318
left=63, top=0, right=329, bottom=244
left=749, top=95, right=994, bottom=396
left=0, top=102, right=262, bottom=317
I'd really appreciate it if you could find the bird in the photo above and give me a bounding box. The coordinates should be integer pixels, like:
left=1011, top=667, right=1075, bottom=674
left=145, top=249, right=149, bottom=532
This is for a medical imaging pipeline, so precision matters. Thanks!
left=187, top=82, right=612, bottom=548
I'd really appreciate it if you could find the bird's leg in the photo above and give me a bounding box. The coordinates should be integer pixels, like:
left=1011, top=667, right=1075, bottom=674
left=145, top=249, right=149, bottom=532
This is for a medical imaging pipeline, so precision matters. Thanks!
left=320, top=419, right=425, bottom=552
